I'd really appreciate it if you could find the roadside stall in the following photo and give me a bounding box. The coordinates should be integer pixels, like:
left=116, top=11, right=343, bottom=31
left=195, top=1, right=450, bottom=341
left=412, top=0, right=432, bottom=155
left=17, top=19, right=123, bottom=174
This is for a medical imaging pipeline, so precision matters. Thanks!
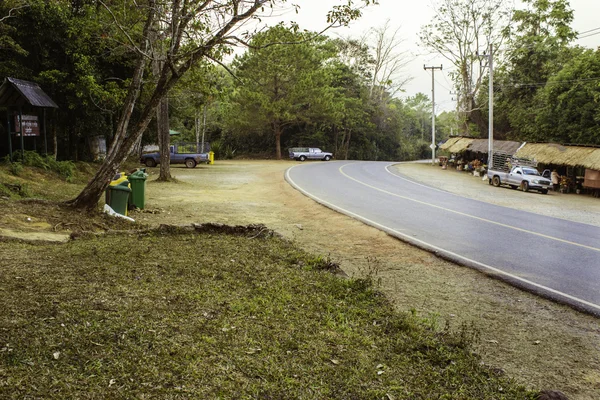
left=438, top=137, right=473, bottom=170
left=514, top=143, right=600, bottom=196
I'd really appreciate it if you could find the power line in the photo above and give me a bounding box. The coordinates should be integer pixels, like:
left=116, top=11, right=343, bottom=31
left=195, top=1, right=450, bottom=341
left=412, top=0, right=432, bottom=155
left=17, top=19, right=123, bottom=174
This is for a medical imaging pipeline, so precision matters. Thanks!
left=494, top=76, right=600, bottom=89
left=578, top=26, right=600, bottom=35
left=578, top=31, right=600, bottom=40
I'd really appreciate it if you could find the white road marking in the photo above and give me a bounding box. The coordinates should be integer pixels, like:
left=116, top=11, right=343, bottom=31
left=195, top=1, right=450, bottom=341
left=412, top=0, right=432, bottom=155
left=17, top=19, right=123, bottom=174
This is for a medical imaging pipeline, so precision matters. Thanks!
left=337, top=163, right=600, bottom=253
left=285, top=163, right=600, bottom=313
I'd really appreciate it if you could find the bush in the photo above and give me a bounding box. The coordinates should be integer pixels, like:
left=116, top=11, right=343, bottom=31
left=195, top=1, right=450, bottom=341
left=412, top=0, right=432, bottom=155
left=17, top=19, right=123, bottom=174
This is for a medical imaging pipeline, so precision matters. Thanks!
left=9, top=151, right=75, bottom=181
left=8, top=162, right=23, bottom=176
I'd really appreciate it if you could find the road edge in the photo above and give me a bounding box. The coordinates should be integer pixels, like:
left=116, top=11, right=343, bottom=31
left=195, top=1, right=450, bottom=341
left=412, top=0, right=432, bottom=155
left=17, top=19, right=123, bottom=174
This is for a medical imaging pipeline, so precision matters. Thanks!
left=284, top=163, right=600, bottom=318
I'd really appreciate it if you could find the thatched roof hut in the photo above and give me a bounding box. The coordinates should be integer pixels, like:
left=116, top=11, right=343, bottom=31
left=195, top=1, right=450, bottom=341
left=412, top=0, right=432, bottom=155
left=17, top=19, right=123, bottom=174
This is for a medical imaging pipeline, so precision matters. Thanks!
left=515, top=143, right=600, bottom=170
left=439, top=137, right=473, bottom=153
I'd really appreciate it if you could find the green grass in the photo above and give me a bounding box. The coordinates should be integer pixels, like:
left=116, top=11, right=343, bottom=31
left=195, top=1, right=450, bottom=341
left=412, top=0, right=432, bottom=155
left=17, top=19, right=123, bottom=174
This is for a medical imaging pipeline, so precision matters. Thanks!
left=0, top=230, right=537, bottom=399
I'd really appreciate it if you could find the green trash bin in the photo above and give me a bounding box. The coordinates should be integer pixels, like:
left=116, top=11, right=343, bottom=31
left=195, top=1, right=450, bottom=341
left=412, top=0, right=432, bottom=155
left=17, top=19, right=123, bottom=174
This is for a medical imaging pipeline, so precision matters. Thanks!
left=105, top=172, right=128, bottom=205
left=106, top=180, right=131, bottom=216
left=128, top=170, right=148, bottom=209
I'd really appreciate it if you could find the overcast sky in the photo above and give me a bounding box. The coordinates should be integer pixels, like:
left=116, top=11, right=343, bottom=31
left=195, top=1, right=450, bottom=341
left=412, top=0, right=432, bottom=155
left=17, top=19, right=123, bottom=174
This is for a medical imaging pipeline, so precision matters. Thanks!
left=259, top=0, right=600, bottom=113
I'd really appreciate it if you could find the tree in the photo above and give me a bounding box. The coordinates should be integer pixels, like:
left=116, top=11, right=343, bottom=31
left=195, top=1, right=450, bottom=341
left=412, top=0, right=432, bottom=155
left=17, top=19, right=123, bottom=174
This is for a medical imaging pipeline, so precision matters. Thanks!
left=490, top=0, right=576, bottom=140
left=0, top=0, right=29, bottom=55
left=0, top=0, right=134, bottom=159
left=536, top=48, right=600, bottom=145
left=365, top=19, right=411, bottom=102
left=230, top=26, right=338, bottom=159
left=420, top=0, right=510, bottom=136
left=68, top=0, right=375, bottom=208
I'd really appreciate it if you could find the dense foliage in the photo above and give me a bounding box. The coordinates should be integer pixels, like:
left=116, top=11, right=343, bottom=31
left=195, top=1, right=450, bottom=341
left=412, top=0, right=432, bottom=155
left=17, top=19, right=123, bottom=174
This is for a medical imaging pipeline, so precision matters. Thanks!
left=1, top=0, right=597, bottom=166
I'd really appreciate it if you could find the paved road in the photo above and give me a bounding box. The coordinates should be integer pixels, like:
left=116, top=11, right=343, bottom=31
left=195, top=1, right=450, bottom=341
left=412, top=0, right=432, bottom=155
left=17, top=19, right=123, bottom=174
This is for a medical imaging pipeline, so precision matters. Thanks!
left=286, top=161, right=600, bottom=316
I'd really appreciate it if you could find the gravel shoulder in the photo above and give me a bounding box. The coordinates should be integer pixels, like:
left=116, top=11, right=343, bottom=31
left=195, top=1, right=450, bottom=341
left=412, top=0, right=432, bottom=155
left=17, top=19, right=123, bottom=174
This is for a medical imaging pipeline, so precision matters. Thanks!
left=133, top=160, right=600, bottom=399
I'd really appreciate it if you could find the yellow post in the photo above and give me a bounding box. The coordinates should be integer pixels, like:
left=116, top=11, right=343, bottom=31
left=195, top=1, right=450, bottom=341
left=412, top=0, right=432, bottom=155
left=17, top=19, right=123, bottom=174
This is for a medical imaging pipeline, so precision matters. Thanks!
left=209, top=151, right=215, bottom=165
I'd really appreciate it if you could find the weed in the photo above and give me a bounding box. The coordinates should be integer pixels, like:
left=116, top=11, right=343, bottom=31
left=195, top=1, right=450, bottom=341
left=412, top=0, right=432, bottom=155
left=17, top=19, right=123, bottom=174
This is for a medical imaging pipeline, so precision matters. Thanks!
left=8, top=161, right=23, bottom=176
left=356, top=256, right=382, bottom=287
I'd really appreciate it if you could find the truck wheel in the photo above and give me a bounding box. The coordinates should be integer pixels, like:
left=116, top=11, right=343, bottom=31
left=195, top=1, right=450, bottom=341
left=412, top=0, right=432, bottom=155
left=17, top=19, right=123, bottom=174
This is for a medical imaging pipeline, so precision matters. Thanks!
left=323, top=155, right=331, bottom=161
left=492, top=176, right=501, bottom=187
left=145, top=158, right=156, bottom=167
left=521, top=181, right=529, bottom=192
left=299, top=155, right=306, bottom=162
left=185, top=159, right=197, bottom=168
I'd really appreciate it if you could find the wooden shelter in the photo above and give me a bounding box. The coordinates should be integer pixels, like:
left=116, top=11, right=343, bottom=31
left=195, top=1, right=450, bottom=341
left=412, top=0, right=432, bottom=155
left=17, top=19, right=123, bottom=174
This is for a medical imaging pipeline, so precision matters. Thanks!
left=0, top=77, right=58, bottom=160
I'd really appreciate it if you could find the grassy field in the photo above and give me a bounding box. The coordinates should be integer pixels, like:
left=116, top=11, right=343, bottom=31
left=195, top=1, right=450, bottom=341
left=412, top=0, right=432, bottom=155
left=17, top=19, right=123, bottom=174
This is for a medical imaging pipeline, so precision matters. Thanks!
left=0, top=229, right=537, bottom=399
left=0, top=161, right=539, bottom=398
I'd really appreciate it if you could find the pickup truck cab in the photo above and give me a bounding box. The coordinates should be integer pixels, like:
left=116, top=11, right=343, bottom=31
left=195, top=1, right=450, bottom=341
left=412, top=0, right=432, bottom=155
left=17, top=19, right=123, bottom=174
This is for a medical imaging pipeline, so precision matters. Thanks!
left=140, top=145, right=209, bottom=168
left=488, top=165, right=551, bottom=194
left=289, top=147, right=333, bottom=161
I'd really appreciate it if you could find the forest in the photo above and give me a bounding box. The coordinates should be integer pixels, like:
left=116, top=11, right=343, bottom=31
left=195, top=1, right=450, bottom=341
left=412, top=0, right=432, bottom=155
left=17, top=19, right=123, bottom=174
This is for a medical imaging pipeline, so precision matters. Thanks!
left=0, top=0, right=598, bottom=206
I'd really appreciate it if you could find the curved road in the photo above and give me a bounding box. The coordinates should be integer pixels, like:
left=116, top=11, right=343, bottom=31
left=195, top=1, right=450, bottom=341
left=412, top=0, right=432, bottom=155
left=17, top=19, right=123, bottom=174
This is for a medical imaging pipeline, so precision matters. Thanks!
left=285, top=161, right=600, bottom=316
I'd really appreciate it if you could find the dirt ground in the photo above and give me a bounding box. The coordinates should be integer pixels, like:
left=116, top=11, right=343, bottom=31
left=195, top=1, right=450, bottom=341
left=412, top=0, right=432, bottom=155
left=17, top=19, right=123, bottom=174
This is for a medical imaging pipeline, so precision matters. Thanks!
left=129, top=160, right=600, bottom=399
left=3, top=160, right=599, bottom=398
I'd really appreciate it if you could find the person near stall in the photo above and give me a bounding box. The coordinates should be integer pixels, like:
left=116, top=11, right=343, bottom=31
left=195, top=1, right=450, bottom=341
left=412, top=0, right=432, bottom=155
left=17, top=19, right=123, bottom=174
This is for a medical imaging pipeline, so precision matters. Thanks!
left=551, top=169, right=560, bottom=192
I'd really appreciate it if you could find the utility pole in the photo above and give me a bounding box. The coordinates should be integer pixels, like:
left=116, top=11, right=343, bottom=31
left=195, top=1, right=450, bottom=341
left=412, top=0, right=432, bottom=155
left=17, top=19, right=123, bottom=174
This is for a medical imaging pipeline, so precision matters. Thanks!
left=478, top=44, right=494, bottom=165
left=488, top=44, right=494, bottom=165
left=424, top=64, right=443, bottom=165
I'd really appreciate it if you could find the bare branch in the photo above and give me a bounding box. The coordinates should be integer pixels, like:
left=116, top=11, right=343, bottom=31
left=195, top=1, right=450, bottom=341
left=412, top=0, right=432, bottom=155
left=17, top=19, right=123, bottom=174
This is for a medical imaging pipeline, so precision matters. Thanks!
left=0, top=3, right=29, bottom=23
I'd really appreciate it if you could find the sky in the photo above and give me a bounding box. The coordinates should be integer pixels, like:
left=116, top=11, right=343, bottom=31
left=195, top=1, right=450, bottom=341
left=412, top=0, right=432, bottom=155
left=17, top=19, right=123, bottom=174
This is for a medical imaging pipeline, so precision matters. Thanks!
left=256, top=0, right=600, bottom=113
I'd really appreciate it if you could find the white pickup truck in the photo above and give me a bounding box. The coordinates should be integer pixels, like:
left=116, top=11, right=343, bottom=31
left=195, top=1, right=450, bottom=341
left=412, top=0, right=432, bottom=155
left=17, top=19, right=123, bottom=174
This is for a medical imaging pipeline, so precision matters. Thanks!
left=288, top=147, right=333, bottom=161
left=488, top=165, right=551, bottom=194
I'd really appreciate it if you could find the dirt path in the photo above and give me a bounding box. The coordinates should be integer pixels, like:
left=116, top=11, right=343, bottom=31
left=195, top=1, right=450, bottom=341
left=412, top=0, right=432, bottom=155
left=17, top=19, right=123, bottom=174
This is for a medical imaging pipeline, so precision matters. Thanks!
left=136, top=160, right=600, bottom=399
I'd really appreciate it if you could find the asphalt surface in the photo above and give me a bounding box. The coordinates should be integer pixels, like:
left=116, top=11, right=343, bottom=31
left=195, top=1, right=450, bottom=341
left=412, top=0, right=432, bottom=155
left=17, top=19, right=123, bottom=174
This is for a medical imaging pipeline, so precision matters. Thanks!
left=285, top=161, right=600, bottom=316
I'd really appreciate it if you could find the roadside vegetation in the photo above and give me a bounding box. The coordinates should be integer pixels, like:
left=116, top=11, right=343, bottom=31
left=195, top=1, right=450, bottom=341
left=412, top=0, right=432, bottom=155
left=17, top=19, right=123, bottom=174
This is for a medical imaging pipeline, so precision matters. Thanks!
left=0, top=165, right=541, bottom=399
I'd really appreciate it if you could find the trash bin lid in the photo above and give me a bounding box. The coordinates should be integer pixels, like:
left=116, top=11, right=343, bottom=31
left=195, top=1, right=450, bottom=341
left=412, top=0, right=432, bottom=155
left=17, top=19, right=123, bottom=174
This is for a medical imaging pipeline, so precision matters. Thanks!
left=109, top=184, right=131, bottom=192
left=129, top=171, right=148, bottom=180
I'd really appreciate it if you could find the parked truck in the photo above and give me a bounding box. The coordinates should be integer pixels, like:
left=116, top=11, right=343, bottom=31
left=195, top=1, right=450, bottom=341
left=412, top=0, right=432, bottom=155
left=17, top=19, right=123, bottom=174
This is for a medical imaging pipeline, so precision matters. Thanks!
left=140, top=144, right=209, bottom=168
left=288, top=147, right=333, bottom=161
left=487, top=152, right=551, bottom=194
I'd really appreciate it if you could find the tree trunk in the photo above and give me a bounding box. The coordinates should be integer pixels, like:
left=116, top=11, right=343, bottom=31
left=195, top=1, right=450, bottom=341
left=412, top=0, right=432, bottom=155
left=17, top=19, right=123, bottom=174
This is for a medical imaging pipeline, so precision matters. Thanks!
left=467, top=97, right=488, bottom=137
left=274, top=120, right=282, bottom=160
left=333, top=125, right=339, bottom=155
left=157, top=96, right=171, bottom=181
left=201, top=103, right=207, bottom=153
left=344, top=129, right=352, bottom=160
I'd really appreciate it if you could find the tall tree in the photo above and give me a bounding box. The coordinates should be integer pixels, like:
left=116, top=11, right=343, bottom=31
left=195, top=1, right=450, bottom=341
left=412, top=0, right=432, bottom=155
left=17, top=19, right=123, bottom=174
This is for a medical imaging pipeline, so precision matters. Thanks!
left=491, top=0, right=576, bottom=140
left=419, top=0, right=510, bottom=136
left=536, top=48, right=600, bottom=145
left=231, top=26, right=338, bottom=159
left=365, top=19, right=411, bottom=102
left=68, top=1, right=375, bottom=208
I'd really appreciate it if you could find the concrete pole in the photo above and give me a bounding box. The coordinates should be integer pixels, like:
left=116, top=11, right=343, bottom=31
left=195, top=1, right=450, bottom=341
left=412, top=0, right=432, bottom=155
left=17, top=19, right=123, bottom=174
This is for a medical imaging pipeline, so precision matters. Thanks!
left=424, top=65, right=443, bottom=164
left=488, top=44, right=494, bottom=165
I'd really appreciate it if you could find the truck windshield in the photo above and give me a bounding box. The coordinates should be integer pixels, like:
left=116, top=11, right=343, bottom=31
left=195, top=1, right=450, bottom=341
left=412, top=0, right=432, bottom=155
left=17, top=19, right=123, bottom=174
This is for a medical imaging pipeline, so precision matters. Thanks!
left=522, top=168, right=540, bottom=176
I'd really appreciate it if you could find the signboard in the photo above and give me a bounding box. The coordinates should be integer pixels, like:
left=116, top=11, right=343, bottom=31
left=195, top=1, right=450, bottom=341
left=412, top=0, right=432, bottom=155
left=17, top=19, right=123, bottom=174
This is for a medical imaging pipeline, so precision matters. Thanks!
left=584, top=169, right=600, bottom=189
left=13, top=114, right=40, bottom=137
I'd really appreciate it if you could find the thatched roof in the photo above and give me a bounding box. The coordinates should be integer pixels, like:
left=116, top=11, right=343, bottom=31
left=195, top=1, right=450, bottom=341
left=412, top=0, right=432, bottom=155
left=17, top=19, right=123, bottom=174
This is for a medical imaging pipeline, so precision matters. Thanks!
left=469, top=139, right=522, bottom=155
left=515, top=143, right=600, bottom=170
left=439, top=137, right=473, bottom=153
